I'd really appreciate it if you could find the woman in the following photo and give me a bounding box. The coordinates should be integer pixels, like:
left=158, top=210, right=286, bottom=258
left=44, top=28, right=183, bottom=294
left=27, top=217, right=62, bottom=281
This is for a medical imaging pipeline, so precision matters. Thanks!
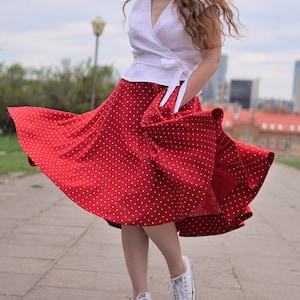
left=8, top=0, right=274, bottom=299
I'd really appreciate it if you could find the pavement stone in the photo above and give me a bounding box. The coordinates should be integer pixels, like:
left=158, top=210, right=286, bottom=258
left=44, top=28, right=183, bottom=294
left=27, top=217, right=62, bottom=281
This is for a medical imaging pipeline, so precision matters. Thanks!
left=0, top=163, right=300, bottom=299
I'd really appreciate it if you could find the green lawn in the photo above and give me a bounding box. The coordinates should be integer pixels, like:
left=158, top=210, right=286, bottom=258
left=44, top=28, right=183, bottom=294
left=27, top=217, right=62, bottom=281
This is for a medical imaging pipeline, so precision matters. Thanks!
left=0, top=135, right=39, bottom=176
left=1, top=135, right=300, bottom=176
left=276, top=159, right=300, bottom=170
left=0, top=135, right=22, bottom=152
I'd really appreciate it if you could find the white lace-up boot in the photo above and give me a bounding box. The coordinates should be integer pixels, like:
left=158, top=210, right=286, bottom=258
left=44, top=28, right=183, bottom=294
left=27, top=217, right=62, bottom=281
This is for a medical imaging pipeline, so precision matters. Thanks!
left=136, top=292, right=152, bottom=300
left=169, top=256, right=196, bottom=300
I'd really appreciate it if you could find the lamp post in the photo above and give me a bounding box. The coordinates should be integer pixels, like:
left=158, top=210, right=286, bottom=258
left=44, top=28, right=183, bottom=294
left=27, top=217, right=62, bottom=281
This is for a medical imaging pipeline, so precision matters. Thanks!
left=90, top=16, right=105, bottom=110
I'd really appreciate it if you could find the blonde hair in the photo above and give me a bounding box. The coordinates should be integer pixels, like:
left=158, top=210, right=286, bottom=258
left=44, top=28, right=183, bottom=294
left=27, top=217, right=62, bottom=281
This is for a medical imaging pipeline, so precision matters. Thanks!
left=122, top=0, right=241, bottom=50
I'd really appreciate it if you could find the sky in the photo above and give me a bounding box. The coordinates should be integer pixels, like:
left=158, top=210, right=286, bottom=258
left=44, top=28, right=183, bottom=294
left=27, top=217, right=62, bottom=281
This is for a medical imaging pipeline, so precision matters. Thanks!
left=0, top=0, right=299, bottom=100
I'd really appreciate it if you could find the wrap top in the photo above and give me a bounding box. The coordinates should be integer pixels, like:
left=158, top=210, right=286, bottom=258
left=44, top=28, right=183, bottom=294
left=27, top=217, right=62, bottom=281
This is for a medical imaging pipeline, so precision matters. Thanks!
left=121, top=0, right=205, bottom=112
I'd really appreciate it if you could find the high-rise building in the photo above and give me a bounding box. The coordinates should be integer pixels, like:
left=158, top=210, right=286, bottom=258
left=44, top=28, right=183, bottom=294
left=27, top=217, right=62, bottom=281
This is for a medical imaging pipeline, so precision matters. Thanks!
left=217, top=54, right=228, bottom=82
left=229, top=79, right=259, bottom=110
left=292, top=60, right=300, bottom=98
left=293, top=60, right=300, bottom=113
left=202, top=54, right=228, bottom=101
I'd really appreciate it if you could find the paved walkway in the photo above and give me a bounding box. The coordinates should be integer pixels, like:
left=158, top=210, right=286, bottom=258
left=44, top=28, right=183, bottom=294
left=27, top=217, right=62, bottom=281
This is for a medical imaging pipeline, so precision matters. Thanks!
left=0, top=163, right=299, bottom=300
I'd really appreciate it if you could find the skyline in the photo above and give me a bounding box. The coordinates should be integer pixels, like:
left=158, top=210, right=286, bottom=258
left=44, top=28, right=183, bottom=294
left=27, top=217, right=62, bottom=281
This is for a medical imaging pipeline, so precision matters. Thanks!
left=0, top=0, right=299, bottom=100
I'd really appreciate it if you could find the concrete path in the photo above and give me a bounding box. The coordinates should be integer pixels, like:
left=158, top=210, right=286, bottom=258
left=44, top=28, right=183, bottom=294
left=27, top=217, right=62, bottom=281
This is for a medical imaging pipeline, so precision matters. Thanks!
left=0, top=163, right=299, bottom=300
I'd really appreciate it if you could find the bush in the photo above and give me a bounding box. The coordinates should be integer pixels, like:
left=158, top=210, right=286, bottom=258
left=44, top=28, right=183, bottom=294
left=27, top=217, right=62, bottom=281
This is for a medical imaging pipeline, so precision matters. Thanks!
left=0, top=59, right=119, bottom=134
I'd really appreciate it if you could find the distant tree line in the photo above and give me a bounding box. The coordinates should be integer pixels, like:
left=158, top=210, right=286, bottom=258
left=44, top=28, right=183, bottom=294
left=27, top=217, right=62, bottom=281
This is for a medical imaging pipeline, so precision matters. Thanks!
left=0, top=58, right=119, bottom=134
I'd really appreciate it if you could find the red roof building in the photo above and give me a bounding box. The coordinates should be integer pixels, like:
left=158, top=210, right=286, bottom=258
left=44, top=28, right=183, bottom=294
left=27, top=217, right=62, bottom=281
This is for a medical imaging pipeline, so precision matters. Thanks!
left=221, top=109, right=300, bottom=159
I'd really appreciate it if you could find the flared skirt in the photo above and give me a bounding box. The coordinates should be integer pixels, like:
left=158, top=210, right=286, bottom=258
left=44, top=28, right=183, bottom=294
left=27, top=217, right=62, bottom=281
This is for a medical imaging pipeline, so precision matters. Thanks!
left=7, top=79, right=274, bottom=236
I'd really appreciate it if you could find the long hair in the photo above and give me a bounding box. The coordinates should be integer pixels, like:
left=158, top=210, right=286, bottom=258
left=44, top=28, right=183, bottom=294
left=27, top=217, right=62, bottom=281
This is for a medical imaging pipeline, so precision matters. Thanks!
left=122, top=0, right=242, bottom=50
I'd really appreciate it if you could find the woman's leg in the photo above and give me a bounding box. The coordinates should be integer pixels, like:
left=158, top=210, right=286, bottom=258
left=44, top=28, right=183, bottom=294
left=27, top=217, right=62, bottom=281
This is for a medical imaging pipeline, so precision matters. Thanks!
left=143, top=222, right=196, bottom=300
left=143, top=222, right=186, bottom=278
left=121, top=225, right=150, bottom=299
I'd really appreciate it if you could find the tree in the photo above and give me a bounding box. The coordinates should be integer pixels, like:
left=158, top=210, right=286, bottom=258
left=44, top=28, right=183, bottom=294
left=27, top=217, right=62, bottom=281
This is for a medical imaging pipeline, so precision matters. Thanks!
left=0, top=59, right=119, bottom=133
left=0, top=63, right=36, bottom=133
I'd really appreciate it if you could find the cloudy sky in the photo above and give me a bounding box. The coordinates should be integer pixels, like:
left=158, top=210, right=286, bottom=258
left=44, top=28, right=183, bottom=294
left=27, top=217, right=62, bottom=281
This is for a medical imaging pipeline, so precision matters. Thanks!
left=0, top=0, right=299, bottom=100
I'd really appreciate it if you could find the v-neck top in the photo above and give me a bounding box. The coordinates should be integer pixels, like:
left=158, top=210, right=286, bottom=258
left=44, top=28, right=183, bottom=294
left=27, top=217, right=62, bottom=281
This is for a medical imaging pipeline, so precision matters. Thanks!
left=122, top=0, right=206, bottom=110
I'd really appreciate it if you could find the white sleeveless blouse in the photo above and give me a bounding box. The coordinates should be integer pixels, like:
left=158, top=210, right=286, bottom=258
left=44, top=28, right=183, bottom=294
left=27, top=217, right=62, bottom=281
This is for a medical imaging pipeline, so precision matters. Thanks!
left=121, top=0, right=205, bottom=112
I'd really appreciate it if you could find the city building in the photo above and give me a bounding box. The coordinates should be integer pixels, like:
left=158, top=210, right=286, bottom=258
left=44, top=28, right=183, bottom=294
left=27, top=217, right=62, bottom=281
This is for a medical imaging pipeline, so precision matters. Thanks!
left=293, top=60, right=300, bottom=113
left=292, top=60, right=300, bottom=98
left=258, top=98, right=293, bottom=114
left=202, top=54, right=228, bottom=101
left=229, top=79, right=259, bottom=110
left=222, top=109, right=300, bottom=160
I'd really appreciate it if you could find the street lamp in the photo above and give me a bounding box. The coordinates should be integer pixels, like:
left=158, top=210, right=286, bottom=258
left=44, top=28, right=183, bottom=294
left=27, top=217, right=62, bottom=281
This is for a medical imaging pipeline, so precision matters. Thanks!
left=90, top=16, right=105, bottom=110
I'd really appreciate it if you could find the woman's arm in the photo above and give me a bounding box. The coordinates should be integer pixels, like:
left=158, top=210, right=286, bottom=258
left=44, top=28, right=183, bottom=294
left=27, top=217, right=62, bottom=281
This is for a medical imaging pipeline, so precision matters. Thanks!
left=180, top=6, right=222, bottom=108
left=180, top=46, right=221, bottom=107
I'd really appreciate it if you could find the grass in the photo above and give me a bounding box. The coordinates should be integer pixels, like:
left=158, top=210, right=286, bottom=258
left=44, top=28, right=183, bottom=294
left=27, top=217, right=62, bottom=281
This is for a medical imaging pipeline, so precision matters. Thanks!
left=0, top=135, right=40, bottom=176
left=0, top=135, right=22, bottom=152
left=276, top=159, right=300, bottom=170
left=1, top=135, right=300, bottom=176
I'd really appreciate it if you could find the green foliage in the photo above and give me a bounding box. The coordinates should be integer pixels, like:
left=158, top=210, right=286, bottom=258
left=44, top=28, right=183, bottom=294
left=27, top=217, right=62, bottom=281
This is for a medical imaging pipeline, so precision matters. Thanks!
left=0, top=59, right=119, bottom=133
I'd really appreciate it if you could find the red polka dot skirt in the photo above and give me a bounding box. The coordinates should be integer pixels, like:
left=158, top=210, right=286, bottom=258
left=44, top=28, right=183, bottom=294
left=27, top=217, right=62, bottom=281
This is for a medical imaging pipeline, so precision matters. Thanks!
left=7, top=80, right=274, bottom=236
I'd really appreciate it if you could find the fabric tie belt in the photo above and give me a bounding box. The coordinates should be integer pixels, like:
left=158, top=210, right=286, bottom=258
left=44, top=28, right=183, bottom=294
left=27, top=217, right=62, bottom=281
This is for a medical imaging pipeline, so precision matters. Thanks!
left=159, top=58, right=190, bottom=113
left=134, top=57, right=193, bottom=113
